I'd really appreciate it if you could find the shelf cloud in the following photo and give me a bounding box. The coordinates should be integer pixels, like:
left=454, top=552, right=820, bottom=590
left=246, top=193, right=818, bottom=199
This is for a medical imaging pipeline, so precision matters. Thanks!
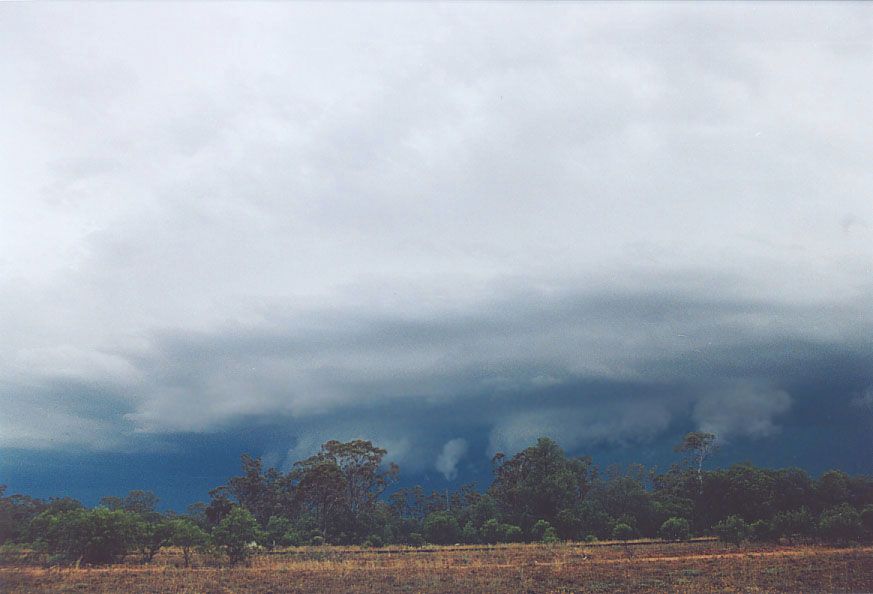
left=1, top=3, right=872, bottom=491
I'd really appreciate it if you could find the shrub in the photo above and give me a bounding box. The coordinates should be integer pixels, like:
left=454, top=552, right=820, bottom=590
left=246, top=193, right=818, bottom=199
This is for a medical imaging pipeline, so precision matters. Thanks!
left=264, top=516, right=292, bottom=549
left=407, top=533, right=425, bottom=547
left=461, top=521, right=479, bottom=544
left=169, top=518, right=208, bottom=567
left=212, top=507, right=261, bottom=564
left=423, top=512, right=459, bottom=545
left=818, top=504, right=864, bottom=545
left=31, top=508, right=141, bottom=564
left=503, top=525, right=523, bottom=543
left=611, top=523, right=634, bottom=542
left=750, top=519, right=775, bottom=543
left=480, top=519, right=502, bottom=544
left=659, top=517, right=690, bottom=542
left=771, top=508, right=814, bottom=543
left=542, top=526, right=559, bottom=543
left=362, top=534, right=384, bottom=548
left=859, top=505, right=873, bottom=536
left=480, top=519, right=522, bottom=543
left=713, top=515, right=750, bottom=548
left=310, top=535, right=325, bottom=546
left=281, top=530, right=302, bottom=546
left=136, top=519, right=174, bottom=562
left=531, top=520, right=552, bottom=542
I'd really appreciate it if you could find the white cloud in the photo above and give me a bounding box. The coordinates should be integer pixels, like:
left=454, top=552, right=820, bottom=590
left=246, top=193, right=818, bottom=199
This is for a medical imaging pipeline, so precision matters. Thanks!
left=488, top=399, right=674, bottom=457
left=435, top=438, right=469, bottom=481
left=693, top=383, right=792, bottom=439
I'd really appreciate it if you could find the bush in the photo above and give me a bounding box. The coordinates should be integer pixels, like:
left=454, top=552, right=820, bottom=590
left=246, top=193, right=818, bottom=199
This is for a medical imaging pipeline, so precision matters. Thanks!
left=659, top=517, right=690, bottom=542
left=480, top=519, right=502, bottom=544
left=542, top=527, right=559, bottom=543
left=281, top=530, right=302, bottom=546
left=480, top=519, right=522, bottom=544
left=310, top=535, right=325, bottom=546
left=362, top=534, right=384, bottom=548
left=138, top=519, right=174, bottom=562
left=461, top=521, right=479, bottom=544
left=423, top=512, right=459, bottom=545
left=861, top=505, right=873, bottom=536
left=750, top=519, right=775, bottom=543
left=771, top=508, right=814, bottom=543
left=31, top=508, right=141, bottom=564
left=265, top=516, right=292, bottom=549
left=211, top=507, right=261, bottom=564
left=169, top=518, right=208, bottom=567
left=818, top=504, right=864, bottom=545
left=503, top=524, right=523, bottom=543
left=713, top=515, right=750, bottom=548
left=531, top=520, right=552, bottom=542
left=523, top=519, right=559, bottom=544
left=407, top=533, right=424, bottom=547
left=611, top=523, right=634, bottom=542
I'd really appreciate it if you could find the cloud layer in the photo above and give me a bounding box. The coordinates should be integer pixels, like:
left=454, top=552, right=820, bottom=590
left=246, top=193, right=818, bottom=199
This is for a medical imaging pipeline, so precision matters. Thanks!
left=1, top=4, right=872, bottom=473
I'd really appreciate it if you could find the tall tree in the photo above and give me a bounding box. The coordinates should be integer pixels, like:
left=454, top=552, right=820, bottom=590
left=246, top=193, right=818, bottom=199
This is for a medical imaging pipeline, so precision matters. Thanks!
left=674, top=431, right=718, bottom=491
left=489, top=437, right=594, bottom=531
left=294, top=440, right=399, bottom=517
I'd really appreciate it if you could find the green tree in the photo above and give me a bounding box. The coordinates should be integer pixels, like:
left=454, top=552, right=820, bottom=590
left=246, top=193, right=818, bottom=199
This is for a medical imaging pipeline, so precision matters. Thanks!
left=611, top=522, right=634, bottom=542
left=489, top=437, right=593, bottom=533
left=480, top=519, right=503, bottom=544
left=212, top=506, right=261, bottom=564
left=674, top=432, right=718, bottom=492
left=422, top=511, right=459, bottom=545
left=461, top=521, right=479, bottom=544
left=98, top=496, right=123, bottom=511
left=264, top=516, right=292, bottom=548
left=749, top=519, right=775, bottom=543
left=816, top=471, right=851, bottom=509
left=659, top=517, right=690, bottom=542
left=818, top=504, right=863, bottom=545
left=713, top=515, right=750, bottom=548
left=531, top=519, right=554, bottom=542
left=0, top=487, right=48, bottom=545
left=861, top=505, right=873, bottom=536
left=289, top=440, right=399, bottom=543
left=169, top=518, right=208, bottom=567
left=771, top=507, right=814, bottom=543
left=122, top=490, right=159, bottom=515
left=137, top=518, right=173, bottom=562
left=504, top=524, right=523, bottom=542
left=32, top=508, right=141, bottom=564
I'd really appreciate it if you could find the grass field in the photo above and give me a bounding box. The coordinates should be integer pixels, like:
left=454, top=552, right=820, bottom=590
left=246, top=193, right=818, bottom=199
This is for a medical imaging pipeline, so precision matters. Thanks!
left=2, top=539, right=872, bottom=593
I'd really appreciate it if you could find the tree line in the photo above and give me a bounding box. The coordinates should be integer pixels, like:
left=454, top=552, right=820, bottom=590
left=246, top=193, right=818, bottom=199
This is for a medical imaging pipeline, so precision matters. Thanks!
left=1, top=433, right=872, bottom=565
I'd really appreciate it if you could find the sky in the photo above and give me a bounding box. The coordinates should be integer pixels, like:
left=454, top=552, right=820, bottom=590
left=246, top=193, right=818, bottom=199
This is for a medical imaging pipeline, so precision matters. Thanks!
left=1, top=3, right=872, bottom=510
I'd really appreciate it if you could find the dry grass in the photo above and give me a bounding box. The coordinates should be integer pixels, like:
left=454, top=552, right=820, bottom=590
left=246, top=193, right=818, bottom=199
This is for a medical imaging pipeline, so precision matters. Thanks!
left=2, top=540, right=871, bottom=593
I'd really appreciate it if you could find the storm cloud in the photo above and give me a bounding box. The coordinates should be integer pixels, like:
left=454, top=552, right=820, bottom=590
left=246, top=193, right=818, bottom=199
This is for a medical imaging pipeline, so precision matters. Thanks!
left=1, top=3, right=872, bottom=496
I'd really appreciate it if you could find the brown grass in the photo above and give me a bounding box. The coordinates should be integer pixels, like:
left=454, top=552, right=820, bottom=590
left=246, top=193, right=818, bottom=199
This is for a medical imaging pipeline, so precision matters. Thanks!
left=2, top=540, right=871, bottom=593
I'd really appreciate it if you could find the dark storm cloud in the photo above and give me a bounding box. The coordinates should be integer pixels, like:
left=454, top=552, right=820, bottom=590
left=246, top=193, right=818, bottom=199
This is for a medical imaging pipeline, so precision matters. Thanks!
left=1, top=2, right=873, bottom=484
left=8, top=277, right=857, bottom=468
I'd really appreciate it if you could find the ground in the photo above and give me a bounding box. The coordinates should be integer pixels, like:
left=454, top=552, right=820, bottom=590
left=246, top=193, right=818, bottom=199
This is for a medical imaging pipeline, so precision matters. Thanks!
left=2, top=539, right=872, bottom=593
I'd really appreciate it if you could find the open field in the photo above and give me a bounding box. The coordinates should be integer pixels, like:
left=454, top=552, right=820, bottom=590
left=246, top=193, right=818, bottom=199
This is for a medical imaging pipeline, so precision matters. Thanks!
left=2, top=540, right=872, bottom=593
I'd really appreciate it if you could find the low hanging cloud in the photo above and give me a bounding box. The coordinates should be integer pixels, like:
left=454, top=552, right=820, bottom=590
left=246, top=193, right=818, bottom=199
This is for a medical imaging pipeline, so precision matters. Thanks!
left=693, top=383, right=792, bottom=439
left=436, top=438, right=469, bottom=481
